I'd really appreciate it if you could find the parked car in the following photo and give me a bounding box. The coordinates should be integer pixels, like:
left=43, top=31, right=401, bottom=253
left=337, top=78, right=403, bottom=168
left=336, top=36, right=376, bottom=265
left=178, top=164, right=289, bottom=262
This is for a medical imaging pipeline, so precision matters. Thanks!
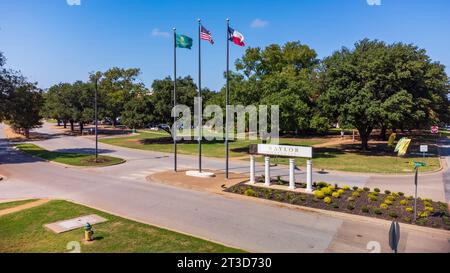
left=145, top=123, right=160, bottom=131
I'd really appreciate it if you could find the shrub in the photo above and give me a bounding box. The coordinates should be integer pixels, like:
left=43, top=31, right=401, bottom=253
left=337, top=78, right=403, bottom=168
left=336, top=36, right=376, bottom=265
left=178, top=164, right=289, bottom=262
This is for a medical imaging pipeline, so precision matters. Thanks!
left=423, top=201, right=432, bottom=207
left=368, top=195, right=378, bottom=202
left=352, top=192, right=361, bottom=198
left=357, top=188, right=364, bottom=193
left=425, top=207, right=434, bottom=213
left=332, top=202, right=339, bottom=209
left=374, top=188, right=381, bottom=193
left=386, top=196, right=396, bottom=202
left=380, top=203, right=389, bottom=210
left=403, top=217, right=412, bottom=223
left=342, top=186, right=350, bottom=191
left=399, top=200, right=409, bottom=206
left=384, top=200, right=393, bottom=206
left=321, top=187, right=332, bottom=196
left=374, top=208, right=382, bottom=215
left=406, top=196, right=414, bottom=200
left=317, top=182, right=329, bottom=189
left=361, top=206, right=370, bottom=213
left=405, top=207, right=414, bottom=213
left=328, top=185, right=336, bottom=191
left=371, top=191, right=379, bottom=196
left=418, top=211, right=429, bottom=218
left=352, top=186, right=359, bottom=191
left=347, top=197, right=355, bottom=202
left=244, top=188, right=256, bottom=197
left=398, top=192, right=405, bottom=197
left=324, top=197, right=332, bottom=204
left=347, top=203, right=355, bottom=210
left=416, top=218, right=427, bottom=226
left=384, top=190, right=391, bottom=195
left=337, top=189, right=345, bottom=195
left=332, top=192, right=340, bottom=198
left=363, top=187, right=370, bottom=192
left=392, top=192, right=399, bottom=197
left=389, top=212, right=399, bottom=218
left=314, top=190, right=325, bottom=199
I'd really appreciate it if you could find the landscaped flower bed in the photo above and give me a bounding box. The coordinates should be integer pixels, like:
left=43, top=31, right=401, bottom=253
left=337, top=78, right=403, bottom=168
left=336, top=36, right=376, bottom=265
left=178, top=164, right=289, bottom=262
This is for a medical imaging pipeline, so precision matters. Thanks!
left=226, top=179, right=450, bottom=230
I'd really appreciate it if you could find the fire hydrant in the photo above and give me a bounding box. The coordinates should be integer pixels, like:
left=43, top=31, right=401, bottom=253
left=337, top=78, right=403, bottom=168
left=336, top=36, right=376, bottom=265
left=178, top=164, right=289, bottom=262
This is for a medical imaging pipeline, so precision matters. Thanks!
left=84, top=223, right=94, bottom=242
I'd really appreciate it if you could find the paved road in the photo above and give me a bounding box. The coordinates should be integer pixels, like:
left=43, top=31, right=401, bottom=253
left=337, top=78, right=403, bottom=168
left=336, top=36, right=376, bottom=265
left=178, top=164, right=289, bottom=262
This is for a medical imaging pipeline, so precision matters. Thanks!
left=0, top=123, right=448, bottom=252
left=28, top=123, right=448, bottom=201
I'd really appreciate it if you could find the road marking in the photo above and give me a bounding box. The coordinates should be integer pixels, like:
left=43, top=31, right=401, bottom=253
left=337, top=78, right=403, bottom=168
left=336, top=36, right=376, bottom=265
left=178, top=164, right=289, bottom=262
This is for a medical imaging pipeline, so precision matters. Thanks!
left=118, top=167, right=174, bottom=181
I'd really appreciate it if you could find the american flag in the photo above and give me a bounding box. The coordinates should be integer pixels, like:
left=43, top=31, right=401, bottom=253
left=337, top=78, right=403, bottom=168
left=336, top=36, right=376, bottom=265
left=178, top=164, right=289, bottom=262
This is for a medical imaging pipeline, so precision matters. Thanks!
left=200, top=26, right=214, bottom=45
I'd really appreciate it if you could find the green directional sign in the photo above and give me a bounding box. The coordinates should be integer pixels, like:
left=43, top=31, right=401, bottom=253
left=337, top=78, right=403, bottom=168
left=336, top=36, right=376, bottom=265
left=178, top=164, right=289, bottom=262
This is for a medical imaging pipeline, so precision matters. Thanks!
left=410, top=161, right=426, bottom=168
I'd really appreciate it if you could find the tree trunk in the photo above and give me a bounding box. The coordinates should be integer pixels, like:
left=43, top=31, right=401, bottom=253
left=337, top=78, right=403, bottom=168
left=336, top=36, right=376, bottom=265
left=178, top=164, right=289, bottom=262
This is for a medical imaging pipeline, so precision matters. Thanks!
left=358, top=127, right=373, bottom=151
left=380, top=125, right=387, bottom=141
left=25, top=129, right=30, bottom=139
left=63, top=120, right=67, bottom=129
left=70, top=121, right=74, bottom=131
left=57, top=119, right=61, bottom=126
left=80, top=122, right=84, bottom=134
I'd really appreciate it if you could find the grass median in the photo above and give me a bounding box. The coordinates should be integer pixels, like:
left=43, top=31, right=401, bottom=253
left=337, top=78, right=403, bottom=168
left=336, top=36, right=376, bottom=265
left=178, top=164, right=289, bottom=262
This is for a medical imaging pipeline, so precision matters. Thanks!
left=100, top=130, right=326, bottom=158
left=100, top=131, right=441, bottom=174
left=0, top=200, right=244, bottom=253
left=15, top=143, right=125, bottom=167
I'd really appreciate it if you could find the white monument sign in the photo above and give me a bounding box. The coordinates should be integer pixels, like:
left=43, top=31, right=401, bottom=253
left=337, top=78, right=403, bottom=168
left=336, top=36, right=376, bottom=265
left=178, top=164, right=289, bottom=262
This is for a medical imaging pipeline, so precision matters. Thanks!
left=250, top=144, right=313, bottom=192
left=257, top=144, right=313, bottom=158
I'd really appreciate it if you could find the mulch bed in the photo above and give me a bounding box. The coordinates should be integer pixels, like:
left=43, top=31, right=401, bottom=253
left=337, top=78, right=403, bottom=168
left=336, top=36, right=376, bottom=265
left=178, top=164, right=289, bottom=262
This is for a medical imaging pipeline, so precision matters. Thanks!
left=226, top=179, right=450, bottom=231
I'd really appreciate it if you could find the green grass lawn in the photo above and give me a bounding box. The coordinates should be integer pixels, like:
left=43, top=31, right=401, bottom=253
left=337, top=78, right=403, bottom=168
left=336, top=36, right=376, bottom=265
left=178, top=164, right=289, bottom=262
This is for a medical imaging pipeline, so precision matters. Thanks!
left=100, top=130, right=326, bottom=158
left=0, top=200, right=244, bottom=253
left=101, top=130, right=442, bottom=174
left=0, top=199, right=38, bottom=211
left=15, top=143, right=125, bottom=167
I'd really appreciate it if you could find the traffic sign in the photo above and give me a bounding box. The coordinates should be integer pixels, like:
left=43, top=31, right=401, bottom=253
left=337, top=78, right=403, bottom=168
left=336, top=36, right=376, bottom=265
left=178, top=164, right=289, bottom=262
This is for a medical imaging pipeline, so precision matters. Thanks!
left=420, top=145, right=428, bottom=153
left=431, top=126, right=439, bottom=134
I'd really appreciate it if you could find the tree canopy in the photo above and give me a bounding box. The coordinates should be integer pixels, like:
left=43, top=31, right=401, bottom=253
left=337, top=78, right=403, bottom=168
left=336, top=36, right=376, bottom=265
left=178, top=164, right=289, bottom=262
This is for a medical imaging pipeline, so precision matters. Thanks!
left=319, top=39, right=450, bottom=150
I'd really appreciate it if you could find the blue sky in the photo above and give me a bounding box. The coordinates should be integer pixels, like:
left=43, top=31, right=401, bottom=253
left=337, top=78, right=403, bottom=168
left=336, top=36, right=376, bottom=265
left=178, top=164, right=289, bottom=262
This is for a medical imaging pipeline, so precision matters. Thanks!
left=0, top=0, right=449, bottom=91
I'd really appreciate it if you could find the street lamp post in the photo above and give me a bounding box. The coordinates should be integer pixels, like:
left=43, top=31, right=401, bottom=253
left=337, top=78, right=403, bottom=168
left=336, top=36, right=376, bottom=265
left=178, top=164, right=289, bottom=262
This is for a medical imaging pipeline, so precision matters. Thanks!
left=94, top=78, right=99, bottom=163
left=412, top=161, right=426, bottom=222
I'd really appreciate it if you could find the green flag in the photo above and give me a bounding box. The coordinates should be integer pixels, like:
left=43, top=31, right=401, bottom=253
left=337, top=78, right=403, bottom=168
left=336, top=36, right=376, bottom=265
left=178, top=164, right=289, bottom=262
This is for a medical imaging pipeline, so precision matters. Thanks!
left=176, top=34, right=193, bottom=49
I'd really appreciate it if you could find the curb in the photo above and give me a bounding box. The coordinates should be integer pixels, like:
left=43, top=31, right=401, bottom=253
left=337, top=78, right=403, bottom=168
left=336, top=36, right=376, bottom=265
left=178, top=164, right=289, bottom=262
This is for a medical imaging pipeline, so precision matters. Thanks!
left=12, top=146, right=127, bottom=169
left=147, top=170, right=450, bottom=236
left=221, top=190, right=450, bottom=237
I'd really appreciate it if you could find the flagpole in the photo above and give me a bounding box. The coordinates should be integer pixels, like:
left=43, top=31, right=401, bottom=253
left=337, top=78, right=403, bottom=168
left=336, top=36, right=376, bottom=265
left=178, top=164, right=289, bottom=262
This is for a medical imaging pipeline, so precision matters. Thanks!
left=198, top=19, right=202, bottom=173
left=225, top=18, right=230, bottom=179
left=173, top=27, right=178, bottom=172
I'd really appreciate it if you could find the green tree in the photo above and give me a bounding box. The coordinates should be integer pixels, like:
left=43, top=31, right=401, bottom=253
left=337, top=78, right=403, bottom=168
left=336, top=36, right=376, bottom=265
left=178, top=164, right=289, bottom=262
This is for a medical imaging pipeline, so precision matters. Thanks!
left=96, top=67, right=144, bottom=127
left=150, top=76, right=198, bottom=133
left=121, top=90, right=154, bottom=130
left=319, top=39, right=450, bottom=150
left=8, top=83, right=43, bottom=138
left=41, top=83, right=73, bottom=128
left=66, top=81, right=94, bottom=133
left=210, top=41, right=325, bottom=134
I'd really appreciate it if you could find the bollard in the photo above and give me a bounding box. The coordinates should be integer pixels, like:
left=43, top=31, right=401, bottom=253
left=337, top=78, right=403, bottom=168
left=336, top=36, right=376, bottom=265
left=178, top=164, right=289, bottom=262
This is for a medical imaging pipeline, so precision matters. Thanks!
left=306, top=160, right=313, bottom=192
left=265, top=156, right=271, bottom=186
left=289, top=159, right=295, bottom=190
left=250, top=155, right=256, bottom=184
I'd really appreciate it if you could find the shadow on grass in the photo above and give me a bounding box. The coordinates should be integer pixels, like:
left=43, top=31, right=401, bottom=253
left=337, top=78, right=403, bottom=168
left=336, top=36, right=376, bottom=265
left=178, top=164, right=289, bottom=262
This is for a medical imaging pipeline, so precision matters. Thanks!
left=53, top=148, right=115, bottom=155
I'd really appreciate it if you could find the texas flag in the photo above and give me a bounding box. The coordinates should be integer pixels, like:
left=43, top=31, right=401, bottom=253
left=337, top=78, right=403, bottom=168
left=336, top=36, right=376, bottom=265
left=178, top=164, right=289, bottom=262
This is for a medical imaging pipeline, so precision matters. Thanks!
left=228, top=27, right=245, bottom=47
